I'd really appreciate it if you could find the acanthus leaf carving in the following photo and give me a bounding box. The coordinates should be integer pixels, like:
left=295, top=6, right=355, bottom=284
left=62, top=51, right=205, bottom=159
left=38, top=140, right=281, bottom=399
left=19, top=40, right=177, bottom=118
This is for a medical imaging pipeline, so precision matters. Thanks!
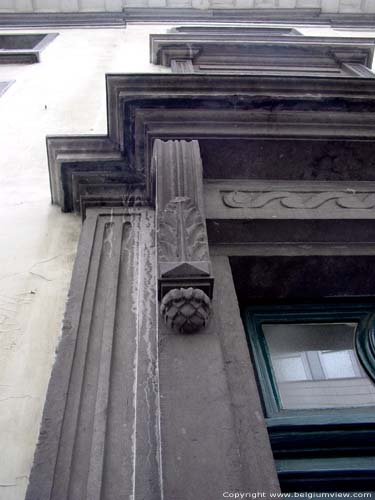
left=158, top=196, right=209, bottom=263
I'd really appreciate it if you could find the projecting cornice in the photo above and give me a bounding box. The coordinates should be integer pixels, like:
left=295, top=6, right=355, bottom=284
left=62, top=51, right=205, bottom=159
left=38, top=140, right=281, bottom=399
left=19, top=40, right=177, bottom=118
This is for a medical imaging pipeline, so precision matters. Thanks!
left=1, top=7, right=375, bottom=28
left=150, top=33, right=375, bottom=75
left=123, top=8, right=375, bottom=26
left=47, top=73, right=375, bottom=214
left=0, top=12, right=126, bottom=28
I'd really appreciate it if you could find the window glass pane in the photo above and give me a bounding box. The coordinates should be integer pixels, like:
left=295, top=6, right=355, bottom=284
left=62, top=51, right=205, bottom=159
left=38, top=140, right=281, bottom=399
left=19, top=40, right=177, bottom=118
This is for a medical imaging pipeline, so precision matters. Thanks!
left=273, top=354, right=311, bottom=382
left=320, top=350, right=359, bottom=379
left=262, top=323, right=375, bottom=410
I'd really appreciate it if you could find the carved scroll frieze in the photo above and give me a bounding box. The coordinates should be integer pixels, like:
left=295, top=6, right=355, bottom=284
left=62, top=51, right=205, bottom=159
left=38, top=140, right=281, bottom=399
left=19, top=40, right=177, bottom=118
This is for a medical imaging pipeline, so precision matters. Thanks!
left=153, top=139, right=213, bottom=333
left=223, top=190, right=375, bottom=210
left=199, top=181, right=375, bottom=221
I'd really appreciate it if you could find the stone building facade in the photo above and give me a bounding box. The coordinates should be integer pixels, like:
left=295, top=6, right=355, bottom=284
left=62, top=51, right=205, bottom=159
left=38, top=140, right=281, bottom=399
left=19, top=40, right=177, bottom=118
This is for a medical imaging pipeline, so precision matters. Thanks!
left=1, top=4, right=375, bottom=500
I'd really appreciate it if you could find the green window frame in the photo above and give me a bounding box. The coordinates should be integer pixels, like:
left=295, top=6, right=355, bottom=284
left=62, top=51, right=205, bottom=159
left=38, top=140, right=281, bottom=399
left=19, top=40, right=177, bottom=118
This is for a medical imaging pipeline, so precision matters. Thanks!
left=243, top=304, right=375, bottom=493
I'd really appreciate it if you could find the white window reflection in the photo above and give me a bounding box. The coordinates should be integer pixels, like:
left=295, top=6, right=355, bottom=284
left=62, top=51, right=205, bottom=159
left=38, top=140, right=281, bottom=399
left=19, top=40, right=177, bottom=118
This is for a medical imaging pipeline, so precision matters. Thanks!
left=263, top=323, right=375, bottom=410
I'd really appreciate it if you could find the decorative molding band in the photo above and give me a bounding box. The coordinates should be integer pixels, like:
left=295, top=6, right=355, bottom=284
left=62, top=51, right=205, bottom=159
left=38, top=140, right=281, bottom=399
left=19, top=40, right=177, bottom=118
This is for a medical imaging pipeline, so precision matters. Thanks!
left=153, top=139, right=213, bottom=332
left=1, top=8, right=375, bottom=28
left=124, top=8, right=375, bottom=26
left=222, top=190, right=375, bottom=210
left=0, top=13, right=126, bottom=28
left=201, top=181, right=375, bottom=221
left=26, top=208, right=161, bottom=500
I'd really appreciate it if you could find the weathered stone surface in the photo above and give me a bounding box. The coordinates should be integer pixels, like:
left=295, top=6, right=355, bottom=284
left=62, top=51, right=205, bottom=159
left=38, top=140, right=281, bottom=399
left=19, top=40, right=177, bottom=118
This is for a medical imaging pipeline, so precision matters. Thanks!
left=205, top=180, right=375, bottom=220
left=26, top=208, right=160, bottom=500
left=157, top=256, right=280, bottom=498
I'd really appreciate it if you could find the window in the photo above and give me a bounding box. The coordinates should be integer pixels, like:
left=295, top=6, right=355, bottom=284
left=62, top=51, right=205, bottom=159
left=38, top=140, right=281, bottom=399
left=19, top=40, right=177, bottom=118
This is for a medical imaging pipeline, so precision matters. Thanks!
left=244, top=304, right=375, bottom=493
left=0, top=33, right=58, bottom=64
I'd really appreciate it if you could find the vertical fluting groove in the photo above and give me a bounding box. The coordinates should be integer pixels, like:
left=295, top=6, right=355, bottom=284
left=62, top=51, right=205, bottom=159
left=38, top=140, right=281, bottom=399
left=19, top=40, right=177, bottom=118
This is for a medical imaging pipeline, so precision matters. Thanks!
left=168, top=139, right=177, bottom=203
left=133, top=211, right=160, bottom=500
left=101, top=219, right=136, bottom=500
left=155, top=140, right=202, bottom=213
left=51, top=218, right=107, bottom=500
left=154, top=216, right=164, bottom=500
left=154, top=140, right=203, bottom=213
left=182, top=140, right=189, bottom=202
left=86, top=218, right=124, bottom=500
left=175, top=139, right=182, bottom=199
left=67, top=221, right=116, bottom=500
left=132, top=213, right=143, bottom=500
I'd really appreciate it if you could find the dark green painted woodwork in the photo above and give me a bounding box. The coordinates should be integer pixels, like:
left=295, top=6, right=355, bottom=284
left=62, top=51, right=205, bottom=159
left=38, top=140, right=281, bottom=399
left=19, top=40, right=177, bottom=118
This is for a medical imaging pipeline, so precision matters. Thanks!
left=356, top=313, right=375, bottom=384
left=243, top=304, right=375, bottom=492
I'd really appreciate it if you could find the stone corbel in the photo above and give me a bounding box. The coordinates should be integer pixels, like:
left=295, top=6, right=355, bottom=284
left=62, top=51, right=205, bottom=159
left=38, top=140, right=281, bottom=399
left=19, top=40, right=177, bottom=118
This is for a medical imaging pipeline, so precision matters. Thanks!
left=156, top=46, right=199, bottom=72
left=153, top=139, right=214, bottom=333
left=170, top=59, right=194, bottom=73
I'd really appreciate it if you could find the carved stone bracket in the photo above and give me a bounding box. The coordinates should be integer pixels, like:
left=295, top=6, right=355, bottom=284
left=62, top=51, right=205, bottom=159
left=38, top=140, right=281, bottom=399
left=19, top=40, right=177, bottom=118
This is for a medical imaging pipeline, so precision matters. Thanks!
left=170, top=59, right=194, bottom=73
left=153, top=139, right=214, bottom=333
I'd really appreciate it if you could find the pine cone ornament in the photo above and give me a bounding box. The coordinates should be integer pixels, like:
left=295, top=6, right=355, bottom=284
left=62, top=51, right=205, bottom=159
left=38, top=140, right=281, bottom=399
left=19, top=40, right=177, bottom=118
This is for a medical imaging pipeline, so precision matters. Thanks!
left=160, top=287, right=211, bottom=333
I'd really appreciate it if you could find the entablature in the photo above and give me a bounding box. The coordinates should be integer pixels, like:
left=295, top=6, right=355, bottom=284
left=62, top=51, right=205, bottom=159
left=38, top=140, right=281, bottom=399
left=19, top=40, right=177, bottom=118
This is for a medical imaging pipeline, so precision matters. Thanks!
left=47, top=73, right=375, bottom=216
